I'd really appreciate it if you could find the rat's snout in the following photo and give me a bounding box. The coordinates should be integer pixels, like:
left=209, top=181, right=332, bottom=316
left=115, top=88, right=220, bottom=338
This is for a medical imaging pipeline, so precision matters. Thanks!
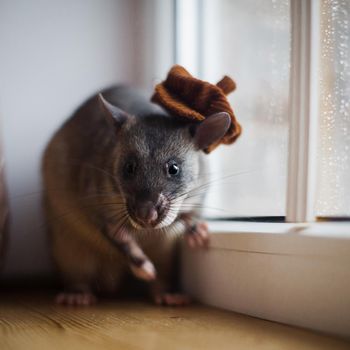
left=128, top=194, right=167, bottom=228
left=135, top=201, right=158, bottom=225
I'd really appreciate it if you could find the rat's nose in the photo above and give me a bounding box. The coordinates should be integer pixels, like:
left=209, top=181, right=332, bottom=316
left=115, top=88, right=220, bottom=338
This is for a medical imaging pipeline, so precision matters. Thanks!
left=136, top=201, right=158, bottom=225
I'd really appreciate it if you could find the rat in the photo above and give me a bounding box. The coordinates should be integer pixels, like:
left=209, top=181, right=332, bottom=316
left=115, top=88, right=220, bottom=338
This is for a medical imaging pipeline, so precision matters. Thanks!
left=42, top=85, right=230, bottom=306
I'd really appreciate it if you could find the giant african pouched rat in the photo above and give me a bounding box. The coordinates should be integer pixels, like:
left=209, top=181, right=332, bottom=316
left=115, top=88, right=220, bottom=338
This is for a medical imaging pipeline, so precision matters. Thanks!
left=42, top=85, right=230, bottom=306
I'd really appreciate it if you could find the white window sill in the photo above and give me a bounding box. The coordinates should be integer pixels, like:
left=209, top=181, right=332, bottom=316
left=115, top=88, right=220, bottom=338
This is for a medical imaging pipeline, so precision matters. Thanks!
left=181, top=221, right=350, bottom=338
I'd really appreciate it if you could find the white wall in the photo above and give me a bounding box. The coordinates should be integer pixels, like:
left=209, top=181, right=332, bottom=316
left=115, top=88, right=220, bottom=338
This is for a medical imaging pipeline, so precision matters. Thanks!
left=0, top=0, right=143, bottom=277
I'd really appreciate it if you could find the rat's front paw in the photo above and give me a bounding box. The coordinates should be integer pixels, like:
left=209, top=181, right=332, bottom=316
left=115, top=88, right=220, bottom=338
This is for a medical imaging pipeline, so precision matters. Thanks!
left=130, top=259, right=157, bottom=281
left=185, top=221, right=209, bottom=248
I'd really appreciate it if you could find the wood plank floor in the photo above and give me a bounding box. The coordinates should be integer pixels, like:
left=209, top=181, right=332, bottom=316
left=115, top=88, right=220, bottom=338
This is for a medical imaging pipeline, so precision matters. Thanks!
left=0, top=292, right=349, bottom=350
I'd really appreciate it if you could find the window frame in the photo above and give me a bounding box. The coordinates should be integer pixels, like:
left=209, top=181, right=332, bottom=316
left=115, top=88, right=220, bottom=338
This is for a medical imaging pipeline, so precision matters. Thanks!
left=287, top=0, right=320, bottom=222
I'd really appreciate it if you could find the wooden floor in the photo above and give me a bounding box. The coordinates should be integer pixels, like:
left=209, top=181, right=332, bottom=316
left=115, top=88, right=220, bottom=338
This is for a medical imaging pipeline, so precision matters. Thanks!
left=0, top=292, right=349, bottom=350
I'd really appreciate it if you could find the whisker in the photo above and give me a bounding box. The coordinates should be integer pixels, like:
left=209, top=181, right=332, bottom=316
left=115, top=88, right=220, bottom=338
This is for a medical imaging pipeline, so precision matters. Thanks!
left=111, top=214, right=130, bottom=240
left=40, top=202, right=128, bottom=230
left=45, top=158, right=118, bottom=182
left=168, top=169, right=260, bottom=203
left=10, top=186, right=124, bottom=203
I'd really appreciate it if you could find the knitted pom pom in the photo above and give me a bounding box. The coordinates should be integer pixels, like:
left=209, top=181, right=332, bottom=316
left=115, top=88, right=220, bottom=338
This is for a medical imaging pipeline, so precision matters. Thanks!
left=151, top=65, right=241, bottom=153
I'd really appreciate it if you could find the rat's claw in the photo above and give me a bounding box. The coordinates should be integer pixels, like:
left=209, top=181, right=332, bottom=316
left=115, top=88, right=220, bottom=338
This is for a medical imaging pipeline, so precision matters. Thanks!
left=130, top=259, right=157, bottom=281
left=185, top=221, right=209, bottom=249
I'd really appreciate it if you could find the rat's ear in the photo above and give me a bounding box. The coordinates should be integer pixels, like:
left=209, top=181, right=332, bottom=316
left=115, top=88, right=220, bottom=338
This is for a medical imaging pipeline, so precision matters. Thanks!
left=192, top=112, right=231, bottom=151
left=98, top=93, right=129, bottom=128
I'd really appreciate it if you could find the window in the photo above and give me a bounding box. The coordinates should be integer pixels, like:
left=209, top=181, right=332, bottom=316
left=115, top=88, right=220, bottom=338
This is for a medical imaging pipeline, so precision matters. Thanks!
left=176, top=0, right=350, bottom=222
left=316, top=0, right=350, bottom=218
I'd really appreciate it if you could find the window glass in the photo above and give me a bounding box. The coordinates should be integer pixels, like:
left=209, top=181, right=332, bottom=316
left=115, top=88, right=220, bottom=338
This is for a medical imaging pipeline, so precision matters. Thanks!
left=202, top=0, right=290, bottom=218
left=316, top=0, right=350, bottom=218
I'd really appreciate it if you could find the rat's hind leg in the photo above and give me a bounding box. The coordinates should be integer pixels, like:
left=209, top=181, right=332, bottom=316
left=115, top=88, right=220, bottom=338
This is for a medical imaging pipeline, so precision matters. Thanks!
left=57, top=257, right=127, bottom=305
left=55, top=286, right=97, bottom=306
left=54, top=264, right=98, bottom=306
left=147, top=238, right=191, bottom=307
left=150, top=280, right=191, bottom=306
left=153, top=291, right=191, bottom=306
left=51, top=228, right=100, bottom=306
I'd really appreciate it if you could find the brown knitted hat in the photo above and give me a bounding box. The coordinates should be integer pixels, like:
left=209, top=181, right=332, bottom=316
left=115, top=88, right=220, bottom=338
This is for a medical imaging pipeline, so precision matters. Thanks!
left=151, top=65, right=241, bottom=153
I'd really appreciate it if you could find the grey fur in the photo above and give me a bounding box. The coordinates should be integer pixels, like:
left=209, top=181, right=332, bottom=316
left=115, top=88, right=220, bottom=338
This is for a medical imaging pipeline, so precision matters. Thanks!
left=43, top=85, right=211, bottom=300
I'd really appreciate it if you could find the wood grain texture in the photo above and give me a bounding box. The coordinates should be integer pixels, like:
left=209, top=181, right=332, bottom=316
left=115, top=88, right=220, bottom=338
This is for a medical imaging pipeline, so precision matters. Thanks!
left=0, top=293, right=348, bottom=350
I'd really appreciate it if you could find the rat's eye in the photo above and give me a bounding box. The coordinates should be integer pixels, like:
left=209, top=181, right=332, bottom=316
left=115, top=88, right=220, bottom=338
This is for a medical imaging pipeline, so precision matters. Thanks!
left=167, top=161, right=180, bottom=176
left=124, top=160, right=137, bottom=177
